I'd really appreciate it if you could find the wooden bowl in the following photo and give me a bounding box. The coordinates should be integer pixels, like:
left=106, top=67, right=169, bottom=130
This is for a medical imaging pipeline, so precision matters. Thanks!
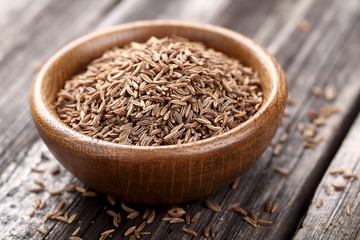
left=30, top=20, right=287, bottom=205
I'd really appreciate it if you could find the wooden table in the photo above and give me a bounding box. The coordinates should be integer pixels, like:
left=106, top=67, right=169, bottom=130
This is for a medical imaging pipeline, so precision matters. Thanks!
left=1, top=0, right=359, bottom=239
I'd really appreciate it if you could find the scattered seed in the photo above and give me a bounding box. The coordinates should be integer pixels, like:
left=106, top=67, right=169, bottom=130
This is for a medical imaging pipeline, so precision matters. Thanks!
left=121, top=201, right=136, bottom=213
left=146, top=210, right=155, bottom=224
left=321, top=105, right=340, bottom=117
left=33, top=178, right=45, bottom=188
left=101, top=229, right=115, bottom=240
left=316, top=198, right=323, bottom=208
left=205, top=200, right=221, bottom=212
left=191, top=211, right=201, bottom=223
left=324, top=84, right=337, bottom=101
left=72, top=227, right=81, bottom=236
left=33, top=198, right=41, bottom=209
left=124, top=226, right=136, bottom=236
left=29, top=188, right=44, bottom=193
left=127, top=211, right=140, bottom=219
left=257, top=219, right=273, bottom=226
left=329, top=169, right=345, bottom=175
left=134, top=230, right=140, bottom=239
left=168, top=207, right=186, bottom=218
left=227, top=203, right=240, bottom=210
left=232, top=178, right=239, bottom=189
left=273, top=167, right=289, bottom=175
left=183, top=226, right=198, bottom=237
left=235, top=207, right=247, bottom=216
left=48, top=189, right=63, bottom=195
left=244, top=216, right=257, bottom=228
left=29, top=209, right=35, bottom=217
left=324, top=183, right=331, bottom=196
left=286, top=95, right=295, bottom=105
left=69, top=237, right=82, bottom=240
left=64, top=184, right=77, bottom=192
left=298, top=19, right=311, bottom=32
left=106, top=195, right=116, bottom=206
left=57, top=200, right=66, bottom=211
left=203, top=226, right=210, bottom=237
left=51, top=167, right=61, bottom=175
left=211, top=228, right=218, bottom=238
left=250, top=209, right=257, bottom=223
left=280, top=132, right=288, bottom=143
left=343, top=173, right=358, bottom=179
left=185, top=213, right=191, bottom=225
left=346, top=204, right=350, bottom=215
left=332, top=184, right=346, bottom=191
left=270, top=203, right=278, bottom=213
left=311, top=87, right=322, bottom=97
left=31, top=167, right=45, bottom=173
left=265, top=201, right=272, bottom=213
left=273, top=144, right=282, bottom=156
left=36, top=227, right=47, bottom=235
left=68, top=214, right=78, bottom=224
left=169, top=218, right=185, bottom=223
left=39, top=200, right=46, bottom=210
left=297, top=122, right=305, bottom=133
left=137, top=221, right=147, bottom=232
left=75, top=186, right=86, bottom=193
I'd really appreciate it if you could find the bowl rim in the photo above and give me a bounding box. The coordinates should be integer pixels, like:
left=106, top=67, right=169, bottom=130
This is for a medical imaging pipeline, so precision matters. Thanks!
left=31, top=20, right=286, bottom=152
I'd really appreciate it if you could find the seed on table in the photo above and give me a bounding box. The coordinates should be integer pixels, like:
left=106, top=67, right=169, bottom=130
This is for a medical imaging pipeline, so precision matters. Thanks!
left=235, top=207, right=247, bottom=216
left=33, top=178, right=45, bottom=188
left=311, top=86, right=323, bottom=97
left=185, top=213, right=191, bottom=225
left=183, top=226, right=197, bottom=237
left=244, top=216, right=257, bottom=228
left=273, top=167, right=289, bottom=175
left=316, top=198, right=323, bottom=208
left=205, top=200, right=222, bottom=212
left=146, top=210, right=155, bottom=224
left=29, top=188, right=44, bottom=193
left=257, top=219, right=273, bottom=226
left=323, top=183, right=331, bottom=195
left=324, top=84, right=337, bottom=101
left=124, top=226, right=136, bottom=236
left=329, top=168, right=345, bottom=174
left=191, top=211, right=201, bottom=223
left=168, top=207, right=186, bottom=218
left=36, top=227, right=47, bottom=235
left=270, top=203, right=278, bottom=213
left=169, top=217, right=185, bottom=224
left=72, top=227, right=81, bottom=236
left=273, top=144, right=282, bottom=156
left=332, top=184, right=346, bottom=191
left=343, top=173, right=358, bottom=179
left=203, top=226, right=210, bottom=237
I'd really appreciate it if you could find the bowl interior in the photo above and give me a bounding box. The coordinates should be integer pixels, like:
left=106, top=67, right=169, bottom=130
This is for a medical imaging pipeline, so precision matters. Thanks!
left=41, top=21, right=274, bottom=131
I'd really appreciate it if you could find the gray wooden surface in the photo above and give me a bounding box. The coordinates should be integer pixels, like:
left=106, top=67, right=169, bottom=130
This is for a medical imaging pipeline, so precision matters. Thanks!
left=0, top=0, right=359, bottom=239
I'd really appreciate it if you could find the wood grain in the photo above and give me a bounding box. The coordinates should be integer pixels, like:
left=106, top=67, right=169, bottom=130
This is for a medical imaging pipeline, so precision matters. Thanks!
left=294, top=114, right=360, bottom=240
left=0, top=0, right=360, bottom=239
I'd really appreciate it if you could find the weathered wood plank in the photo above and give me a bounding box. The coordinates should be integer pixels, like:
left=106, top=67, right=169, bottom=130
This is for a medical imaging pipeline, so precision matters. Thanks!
left=0, top=0, right=120, bottom=174
left=294, top=113, right=360, bottom=240
left=1, top=0, right=360, bottom=239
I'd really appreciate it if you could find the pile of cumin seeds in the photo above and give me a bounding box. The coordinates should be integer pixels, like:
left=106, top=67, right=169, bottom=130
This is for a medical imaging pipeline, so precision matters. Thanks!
left=55, top=36, right=263, bottom=146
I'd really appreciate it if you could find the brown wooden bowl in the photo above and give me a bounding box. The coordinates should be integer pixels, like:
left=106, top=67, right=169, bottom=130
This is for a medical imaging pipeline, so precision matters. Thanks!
left=30, top=20, right=287, bottom=205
